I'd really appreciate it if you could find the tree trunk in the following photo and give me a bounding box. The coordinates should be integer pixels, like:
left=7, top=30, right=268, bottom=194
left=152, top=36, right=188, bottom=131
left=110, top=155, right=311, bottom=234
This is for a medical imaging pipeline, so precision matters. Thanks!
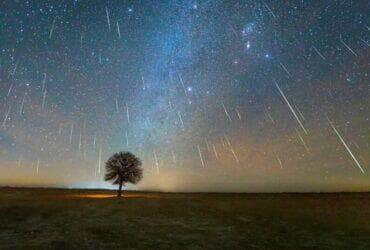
left=118, top=181, right=123, bottom=197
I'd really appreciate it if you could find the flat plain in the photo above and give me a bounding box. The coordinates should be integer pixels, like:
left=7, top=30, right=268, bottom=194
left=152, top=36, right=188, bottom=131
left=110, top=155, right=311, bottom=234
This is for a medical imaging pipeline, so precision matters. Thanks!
left=0, top=188, right=369, bottom=249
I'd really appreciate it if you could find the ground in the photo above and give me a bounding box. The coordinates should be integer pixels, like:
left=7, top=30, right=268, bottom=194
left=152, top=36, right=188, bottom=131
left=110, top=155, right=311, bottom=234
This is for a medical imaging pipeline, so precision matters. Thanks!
left=0, top=188, right=369, bottom=249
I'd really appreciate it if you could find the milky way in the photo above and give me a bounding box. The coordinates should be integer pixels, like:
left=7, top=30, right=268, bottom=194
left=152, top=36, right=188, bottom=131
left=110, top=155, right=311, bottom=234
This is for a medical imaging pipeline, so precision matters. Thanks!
left=0, top=1, right=369, bottom=192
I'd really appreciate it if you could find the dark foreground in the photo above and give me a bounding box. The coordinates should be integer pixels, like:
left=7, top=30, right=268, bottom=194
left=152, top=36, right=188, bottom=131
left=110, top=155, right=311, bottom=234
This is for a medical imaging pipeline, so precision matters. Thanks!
left=0, top=188, right=369, bottom=249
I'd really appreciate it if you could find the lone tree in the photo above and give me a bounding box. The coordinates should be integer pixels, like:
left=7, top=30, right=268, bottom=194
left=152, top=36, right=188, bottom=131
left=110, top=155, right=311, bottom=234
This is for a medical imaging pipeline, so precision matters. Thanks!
left=104, top=151, right=143, bottom=197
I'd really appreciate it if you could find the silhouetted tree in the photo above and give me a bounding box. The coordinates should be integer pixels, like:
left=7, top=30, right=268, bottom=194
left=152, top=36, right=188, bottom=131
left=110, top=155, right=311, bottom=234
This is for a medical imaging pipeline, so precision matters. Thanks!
left=104, top=151, right=143, bottom=197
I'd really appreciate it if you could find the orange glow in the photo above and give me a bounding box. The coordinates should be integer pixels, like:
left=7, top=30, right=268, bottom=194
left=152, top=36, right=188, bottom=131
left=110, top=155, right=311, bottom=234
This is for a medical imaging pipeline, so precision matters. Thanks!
left=66, top=193, right=160, bottom=199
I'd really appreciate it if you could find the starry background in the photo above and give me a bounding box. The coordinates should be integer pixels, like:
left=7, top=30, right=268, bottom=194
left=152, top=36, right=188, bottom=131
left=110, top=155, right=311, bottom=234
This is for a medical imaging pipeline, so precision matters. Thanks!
left=0, top=0, right=369, bottom=192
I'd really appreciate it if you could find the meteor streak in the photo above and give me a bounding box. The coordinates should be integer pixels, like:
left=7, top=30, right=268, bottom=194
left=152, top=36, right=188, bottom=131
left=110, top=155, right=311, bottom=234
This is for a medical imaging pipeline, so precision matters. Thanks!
left=2, top=106, right=11, bottom=128
left=235, top=107, right=242, bottom=120
left=78, top=131, right=82, bottom=150
left=177, top=111, right=184, bottom=127
left=178, top=73, right=188, bottom=97
left=69, top=123, right=74, bottom=144
left=126, top=105, right=130, bottom=124
left=275, top=154, right=283, bottom=169
left=340, top=35, right=358, bottom=57
left=36, top=159, right=40, bottom=175
left=312, top=45, right=326, bottom=60
left=49, top=18, right=56, bottom=39
left=263, top=2, right=276, bottom=18
left=20, top=94, right=26, bottom=115
left=115, top=97, right=119, bottom=112
left=274, top=80, right=308, bottom=134
left=264, top=106, right=275, bottom=124
left=224, top=134, right=239, bottom=164
left=171, top=150, right=177, bottom=164
left=222, top=102, right=232, bottom=122
left=98, top=147, right=102, bottom=174
left=117, top=21, right=121, bottom=38
left=105, top=7, right=111, bottom=31
left=279, top=62, right=292, bottom=77
left=212, top=144, right=219, bottom=160
left=295, top=128, right=310, bottom=153
left=197, top=145, right=205, bottom=168
left=125, top=130, right=129, bottom=147
left=41, top=90, right=47, bottom=111
left=7, top=84, right=13, bottom=97
left=153, top=150, right=159, bottom=172
left=327, top=117, right=365, bottom=174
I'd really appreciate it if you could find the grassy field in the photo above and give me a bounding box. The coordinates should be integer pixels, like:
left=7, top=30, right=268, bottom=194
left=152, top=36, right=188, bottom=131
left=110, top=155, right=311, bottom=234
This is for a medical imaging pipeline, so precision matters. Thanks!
left=0, top=188, right=369, bottom=249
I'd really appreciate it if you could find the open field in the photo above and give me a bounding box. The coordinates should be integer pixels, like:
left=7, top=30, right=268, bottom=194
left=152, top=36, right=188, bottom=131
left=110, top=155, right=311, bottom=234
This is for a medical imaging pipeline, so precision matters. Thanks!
left=0, top=188, right=369, bottom=249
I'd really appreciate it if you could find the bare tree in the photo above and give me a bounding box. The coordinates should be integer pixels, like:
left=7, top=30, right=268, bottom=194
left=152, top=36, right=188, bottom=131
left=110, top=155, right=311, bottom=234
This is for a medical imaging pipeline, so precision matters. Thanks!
left=104, top=151, right=143, bottom=197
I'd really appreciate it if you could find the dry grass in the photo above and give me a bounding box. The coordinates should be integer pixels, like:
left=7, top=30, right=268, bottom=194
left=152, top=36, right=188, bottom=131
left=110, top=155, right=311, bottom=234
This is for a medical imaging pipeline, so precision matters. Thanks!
left=0, top=187, right=369, bottom=249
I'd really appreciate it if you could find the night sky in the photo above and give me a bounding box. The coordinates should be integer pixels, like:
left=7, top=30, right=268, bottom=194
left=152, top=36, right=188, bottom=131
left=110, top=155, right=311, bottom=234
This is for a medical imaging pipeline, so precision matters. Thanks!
left=0, top=0, right=369, bottom=192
